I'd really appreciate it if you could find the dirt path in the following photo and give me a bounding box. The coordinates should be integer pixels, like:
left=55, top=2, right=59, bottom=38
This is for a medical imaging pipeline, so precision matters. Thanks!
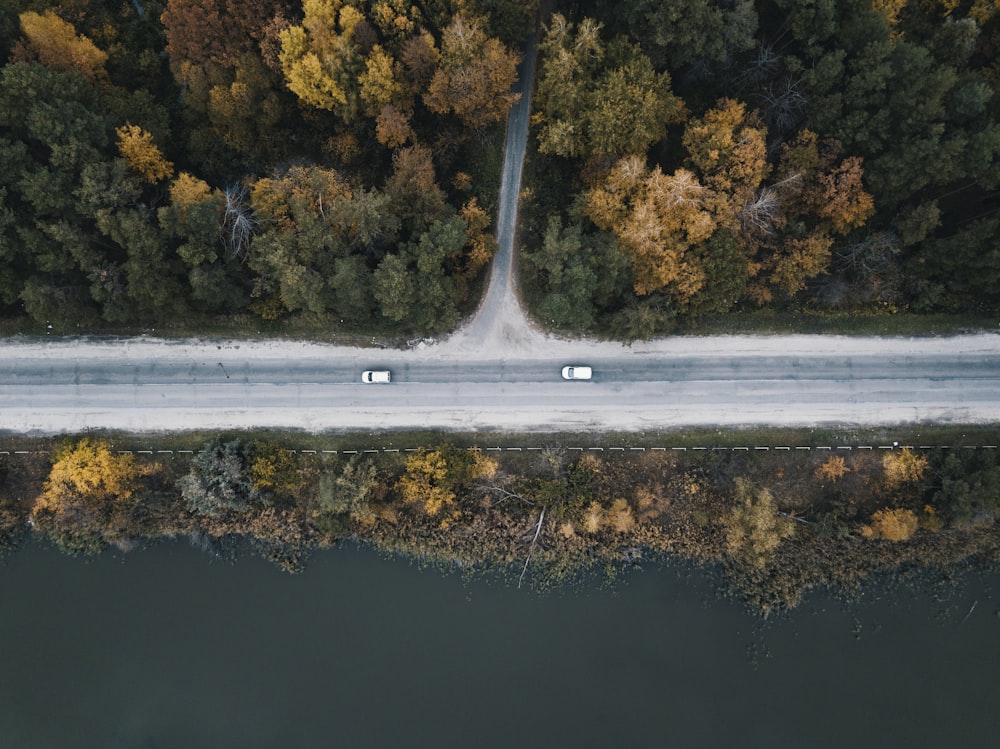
left=439, top=33, right=549, bottom=358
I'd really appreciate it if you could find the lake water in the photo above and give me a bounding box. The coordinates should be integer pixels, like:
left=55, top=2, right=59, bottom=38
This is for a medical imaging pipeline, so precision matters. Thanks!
left=1, top=541, right=998, bottom=748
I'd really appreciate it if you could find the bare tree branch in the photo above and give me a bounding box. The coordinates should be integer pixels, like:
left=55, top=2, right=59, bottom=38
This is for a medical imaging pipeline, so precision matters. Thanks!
left=223, top=185, right=257, bottom=261
left=518, top=508, right=545, bottom=589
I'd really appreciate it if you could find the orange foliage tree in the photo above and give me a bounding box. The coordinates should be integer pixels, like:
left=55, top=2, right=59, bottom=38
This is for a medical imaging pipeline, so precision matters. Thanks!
left=816, top=455, right=851, bottom=482
left=424, top=14, right=521, bottom=129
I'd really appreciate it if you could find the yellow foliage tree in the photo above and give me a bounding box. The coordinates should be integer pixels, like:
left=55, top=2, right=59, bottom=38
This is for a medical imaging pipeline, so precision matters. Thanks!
left=278, top=0, right=364, bottom=118
left=396, top=449, right=457, bottom=521
left=170, top=172, right=214, bottom=208
left=116, top=124, right=175, bottom=183
left=582, top=501, right=603, bottom=534
left=758, top=232, right=834, bottom=299
left=359, top=45, right=405, bottom=117
left=18, top=11, right=108, bottom=80
left=31, top=439, right=155, bottom=553
left=882, top=448, right=929, bottom=489
left=250, top=443, right=300, bottom=501
left=682, top=99, right=769, bottom=202
left=871, top=0, right=909, bottom=28
left=862, top=508, right=919, bottom=541
left=817, top=157, right=875, bottom=234
left=250, top=164, right=352, bottom=228
left=471, top=451, right=499, bottom=481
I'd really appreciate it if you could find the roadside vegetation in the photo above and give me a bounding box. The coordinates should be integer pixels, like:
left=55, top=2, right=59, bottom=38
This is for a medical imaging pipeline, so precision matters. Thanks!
left=2, top=428, right=998, bottom=615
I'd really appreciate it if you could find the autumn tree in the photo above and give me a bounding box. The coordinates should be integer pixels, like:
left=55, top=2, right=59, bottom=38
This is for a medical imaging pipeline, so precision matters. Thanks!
left=682, top=99, right=769, bottom=205
left=395, top=448, right=460, bottom=525
left=606, top=498, right=636, bottom=534
left=250, top=441, right=301, bottom=503
left=16, top=11, right=108, bottom=80
left=723, top=478, right=795, bottom=568
left=279, top=0, right=366, bottom=119
left=30, top=439, right=155, bottom=554
left=424, top=14, right=521, bottom=129
left=458, top=197, right=497, bottom=284
left=861, top=508, right=919, bottom=541
left=584, top=156, right=717, bottom=301
left=745, top=129, right=874, bottom=302
left=116, top=124, right=174, bottom=183
left=816, top=455, right=851, bottom=482
left=162, top=0, right=294, bottom=165
left=162, top=0, right=285, bottom=68
left=881, top=448, right=929, bottom=489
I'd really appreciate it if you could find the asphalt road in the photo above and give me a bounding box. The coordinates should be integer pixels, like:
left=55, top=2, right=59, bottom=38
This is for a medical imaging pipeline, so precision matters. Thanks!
left=2, top=345, right=999, bottom=433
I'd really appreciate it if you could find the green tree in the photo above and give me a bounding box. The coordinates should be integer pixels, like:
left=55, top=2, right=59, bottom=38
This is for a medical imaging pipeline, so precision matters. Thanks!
left=249, top=165, right=395, bottom=317
left=180, top=437, right=265, bottom=517
left=312, top=455, right=381, bottom=535
left=523, top=215, right=631, bottom=329
left=611, top=0, right=758, bottom=71
left=535, top=15, right=684, bottom=158
left=373, top=216, right=465, bottom=330
left=372, top=252, right=415, bottom=322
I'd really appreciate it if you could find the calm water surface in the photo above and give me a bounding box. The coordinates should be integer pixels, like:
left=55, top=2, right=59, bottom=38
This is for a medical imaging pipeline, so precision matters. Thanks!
left=1, top=541, right=998, bottom=748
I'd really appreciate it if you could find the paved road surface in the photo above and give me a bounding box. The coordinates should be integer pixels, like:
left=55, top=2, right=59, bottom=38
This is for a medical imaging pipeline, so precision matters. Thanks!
left=2, top=338, right=999, bottom=433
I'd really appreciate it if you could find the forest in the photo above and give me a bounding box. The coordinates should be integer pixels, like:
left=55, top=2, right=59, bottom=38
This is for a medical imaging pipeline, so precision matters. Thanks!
left=0, top=1, right=997, bottom=338
left=523, top=0, right=1000, bottom=336
left=2, top=431, right=999, bottom=614
left=0, top=0, right=530, bottom=333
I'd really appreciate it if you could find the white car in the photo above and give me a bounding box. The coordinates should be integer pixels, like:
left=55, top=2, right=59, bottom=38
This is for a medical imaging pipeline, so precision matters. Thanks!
left=361, top=370, right=391, bottom=384
left=561, top=365, right=592, bottom=380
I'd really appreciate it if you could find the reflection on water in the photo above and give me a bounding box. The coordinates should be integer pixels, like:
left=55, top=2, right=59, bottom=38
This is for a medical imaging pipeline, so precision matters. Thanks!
left=1, top=541, right=997, bottom=748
